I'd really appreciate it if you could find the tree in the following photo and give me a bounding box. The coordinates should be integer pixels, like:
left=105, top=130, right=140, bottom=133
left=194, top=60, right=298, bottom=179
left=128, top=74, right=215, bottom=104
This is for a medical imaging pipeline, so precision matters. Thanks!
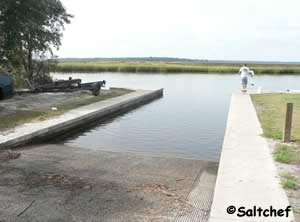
left=0, top=0, right=72, bottom=81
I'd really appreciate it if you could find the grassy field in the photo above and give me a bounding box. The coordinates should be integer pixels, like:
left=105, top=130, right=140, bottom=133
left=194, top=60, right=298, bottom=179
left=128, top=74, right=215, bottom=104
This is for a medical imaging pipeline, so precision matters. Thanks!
left=251, top=93, right=300, bottom=141
left=53, top=61, right=300, bottom=74
left=251, top=93, right=300, bottom=215
left=0, top=88, right=133, bottom=131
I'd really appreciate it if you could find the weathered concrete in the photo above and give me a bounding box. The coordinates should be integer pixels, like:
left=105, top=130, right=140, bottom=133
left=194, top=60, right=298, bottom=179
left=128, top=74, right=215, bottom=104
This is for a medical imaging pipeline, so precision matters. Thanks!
left=0, top=144, right=218, bottom=221
left=209, top=93, right=295, bottom=222
left=0, top=89, right=163, bottom=149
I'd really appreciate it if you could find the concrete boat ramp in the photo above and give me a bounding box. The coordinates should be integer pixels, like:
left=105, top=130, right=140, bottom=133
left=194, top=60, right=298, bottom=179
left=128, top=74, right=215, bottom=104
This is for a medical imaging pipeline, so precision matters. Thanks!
left=0, top=144, right=218, bottom=222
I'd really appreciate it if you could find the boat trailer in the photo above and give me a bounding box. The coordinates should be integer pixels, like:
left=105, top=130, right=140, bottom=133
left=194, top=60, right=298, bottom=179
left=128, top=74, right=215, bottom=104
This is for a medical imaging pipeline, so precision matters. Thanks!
left=24, top=78, right=106, bottom=96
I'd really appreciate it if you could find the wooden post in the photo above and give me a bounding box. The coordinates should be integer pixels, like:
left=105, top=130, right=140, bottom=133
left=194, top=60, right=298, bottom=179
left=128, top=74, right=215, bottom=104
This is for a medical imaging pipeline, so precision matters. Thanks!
left=283, top=103, right=293, bottom=142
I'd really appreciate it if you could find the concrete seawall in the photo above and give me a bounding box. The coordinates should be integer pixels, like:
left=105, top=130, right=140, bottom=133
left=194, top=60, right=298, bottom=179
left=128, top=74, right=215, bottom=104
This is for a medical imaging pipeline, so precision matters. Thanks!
left=0, top=88, right=163, bottom=149
left=209, top=93, right=294, bottom=222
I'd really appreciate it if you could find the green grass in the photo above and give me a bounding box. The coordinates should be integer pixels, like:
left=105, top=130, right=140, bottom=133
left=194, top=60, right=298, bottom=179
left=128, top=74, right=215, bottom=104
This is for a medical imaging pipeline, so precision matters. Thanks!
left=0, top=110, right=48, bottom=130
left=52, top=61, right=300, bottom=74
left=251, top=94, right=300, bottom=140
left=294, top=208, right=300, bottom=214
left=53, top=88, right=133, bottom=112
left=274, top=144, right=300, bottom=164
left=281, top=174, right=299, bottom=190
left=0, top=88, right=133, bottom=131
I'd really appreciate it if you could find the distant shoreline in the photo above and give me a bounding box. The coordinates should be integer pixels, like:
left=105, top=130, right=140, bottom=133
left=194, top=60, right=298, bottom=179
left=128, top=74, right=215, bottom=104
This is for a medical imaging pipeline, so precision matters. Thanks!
left=57, top=57, right=300, bottom=65
left=52, top=61, right=300, bottom=74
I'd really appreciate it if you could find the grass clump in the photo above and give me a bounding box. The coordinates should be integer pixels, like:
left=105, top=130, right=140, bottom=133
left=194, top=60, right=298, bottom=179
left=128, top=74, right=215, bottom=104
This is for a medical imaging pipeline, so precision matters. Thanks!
left=0, top=110, right=46, bottom=130
left=294, top=208, right=300, bottom=214
left=274, top=144, right=300, bottom=164
left=281, top=173, right=299, bottom=190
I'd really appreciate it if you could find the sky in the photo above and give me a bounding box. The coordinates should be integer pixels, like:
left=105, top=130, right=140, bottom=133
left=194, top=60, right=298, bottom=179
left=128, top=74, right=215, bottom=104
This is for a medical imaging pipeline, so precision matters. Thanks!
left=58, top=0, right=300, bottom=61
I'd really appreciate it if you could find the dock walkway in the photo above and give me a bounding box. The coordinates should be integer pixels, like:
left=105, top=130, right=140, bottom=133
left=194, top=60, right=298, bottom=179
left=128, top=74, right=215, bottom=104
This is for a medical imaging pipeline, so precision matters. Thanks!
left=209, top=93, right=295, bottom=222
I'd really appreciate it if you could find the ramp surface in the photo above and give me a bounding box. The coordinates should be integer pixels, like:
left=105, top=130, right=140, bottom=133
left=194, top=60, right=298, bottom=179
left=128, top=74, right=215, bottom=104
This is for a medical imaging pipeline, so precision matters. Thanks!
left=0, top=144, right=218, bottom=221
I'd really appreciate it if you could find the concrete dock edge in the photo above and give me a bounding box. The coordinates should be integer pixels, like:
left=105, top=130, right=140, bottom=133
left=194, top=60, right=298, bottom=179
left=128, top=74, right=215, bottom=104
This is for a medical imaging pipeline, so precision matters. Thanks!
left=0, top=88, right=163, bottom=149
left=209, top=93, right=295, bottom=222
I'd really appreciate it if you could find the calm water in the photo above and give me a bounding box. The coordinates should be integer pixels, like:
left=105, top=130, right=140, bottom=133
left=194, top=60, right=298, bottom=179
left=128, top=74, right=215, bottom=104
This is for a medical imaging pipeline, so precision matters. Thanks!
left=51, top=73, right=300, bottom=161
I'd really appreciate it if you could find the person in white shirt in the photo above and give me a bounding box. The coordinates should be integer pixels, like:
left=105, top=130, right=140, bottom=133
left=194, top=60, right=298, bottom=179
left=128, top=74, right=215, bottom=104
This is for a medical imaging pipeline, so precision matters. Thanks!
left=239, top=64, right=254, bottom=90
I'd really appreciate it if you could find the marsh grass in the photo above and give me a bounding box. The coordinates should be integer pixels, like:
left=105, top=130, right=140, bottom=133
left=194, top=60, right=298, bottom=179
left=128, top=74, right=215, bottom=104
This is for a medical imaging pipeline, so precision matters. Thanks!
left=53, top=61, right=300, bottom=74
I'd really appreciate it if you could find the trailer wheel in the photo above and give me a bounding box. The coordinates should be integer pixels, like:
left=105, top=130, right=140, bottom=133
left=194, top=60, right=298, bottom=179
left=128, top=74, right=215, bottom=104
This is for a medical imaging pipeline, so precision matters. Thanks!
left=92, top=83, right=100, bottom=96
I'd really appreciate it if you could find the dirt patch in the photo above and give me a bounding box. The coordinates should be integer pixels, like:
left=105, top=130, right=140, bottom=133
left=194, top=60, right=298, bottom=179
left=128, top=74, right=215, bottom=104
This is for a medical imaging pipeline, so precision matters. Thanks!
left=130, top=183, right=178, bottom=197
left=21, top=172, right=92, bottom=191
left=0, top=150, right=21, bottom=162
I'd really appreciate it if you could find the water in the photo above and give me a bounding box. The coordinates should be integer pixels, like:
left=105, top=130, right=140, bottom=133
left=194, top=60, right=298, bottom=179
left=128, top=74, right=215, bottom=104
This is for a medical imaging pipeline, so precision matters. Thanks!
left=51, top=73, right=300, bottom=161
